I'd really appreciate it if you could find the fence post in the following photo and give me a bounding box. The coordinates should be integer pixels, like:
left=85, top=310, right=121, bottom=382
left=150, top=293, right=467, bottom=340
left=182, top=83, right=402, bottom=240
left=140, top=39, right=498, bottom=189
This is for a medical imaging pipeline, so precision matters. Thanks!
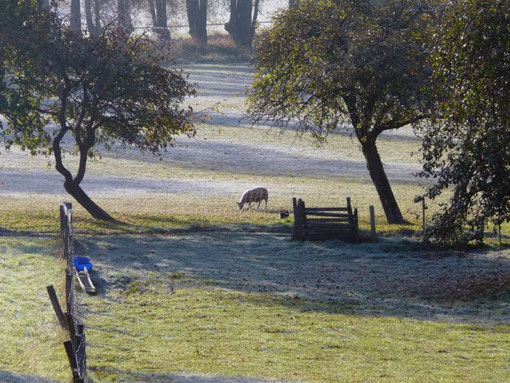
left=369, top=205, right=376, bottom=240
left=66, top=269, right=74, bottom=315
left=353, top=208, right=359, bottom=241
left=422, top=199, right=426, bottom=233
left=292, top=198, right=305, bottom=241
left=346, top=197, right=353, bottom=224
left=46, top=285, right=67, bottom=329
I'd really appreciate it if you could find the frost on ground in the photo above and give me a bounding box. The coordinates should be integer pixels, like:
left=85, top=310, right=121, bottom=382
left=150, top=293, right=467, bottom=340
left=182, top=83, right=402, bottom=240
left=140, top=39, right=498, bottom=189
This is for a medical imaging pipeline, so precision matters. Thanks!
left=80, top=232, right=510, bottom=325
left=0, top=64, right=424, bottom=199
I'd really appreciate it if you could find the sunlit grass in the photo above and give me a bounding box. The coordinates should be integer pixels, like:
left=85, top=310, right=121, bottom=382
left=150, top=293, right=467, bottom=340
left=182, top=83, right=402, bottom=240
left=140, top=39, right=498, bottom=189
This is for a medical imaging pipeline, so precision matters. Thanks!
left=84, top=273, right=510, bottom=382
left=0, top=236, right=70, bottom=382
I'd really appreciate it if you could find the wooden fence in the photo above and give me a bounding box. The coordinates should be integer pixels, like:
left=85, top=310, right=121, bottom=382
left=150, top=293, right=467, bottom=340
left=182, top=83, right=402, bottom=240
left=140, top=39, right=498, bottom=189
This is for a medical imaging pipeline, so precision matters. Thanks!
left=292, top=197, right=359, bottom=242
left=47, top=202, right=87, bottom=383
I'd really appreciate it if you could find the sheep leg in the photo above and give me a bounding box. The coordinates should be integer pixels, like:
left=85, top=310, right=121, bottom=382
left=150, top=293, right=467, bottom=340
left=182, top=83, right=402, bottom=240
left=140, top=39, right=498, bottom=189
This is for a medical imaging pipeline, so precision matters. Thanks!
left=256, top=201, right=261, bottom=210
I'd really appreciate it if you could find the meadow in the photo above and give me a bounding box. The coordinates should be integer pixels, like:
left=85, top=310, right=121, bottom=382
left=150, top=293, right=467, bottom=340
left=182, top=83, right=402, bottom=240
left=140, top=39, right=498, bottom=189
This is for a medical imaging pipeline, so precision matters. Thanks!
left=0, top=63, right=509, bottom=382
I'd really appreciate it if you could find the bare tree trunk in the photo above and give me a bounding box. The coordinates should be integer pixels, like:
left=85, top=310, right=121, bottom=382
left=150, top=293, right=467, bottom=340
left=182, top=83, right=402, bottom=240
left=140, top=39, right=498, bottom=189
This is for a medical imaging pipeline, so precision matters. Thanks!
left=70, top=0, right=81, bottom=33
left=361, top=140, right=406, bottom=224
left=147, top=0, right=157, bottom=25
left=63, top=179, right=114, bottom=221
left=225, top=0, right=254, bottom=48
left=84, top=0, right=98, bottom=37
left=94, top=0, right=101, bottom=34
left=154, top=0, right=171, bottom=41
left=251, top=0, right=259, bottom=41
left=117, top=0, right=134, bottom=36
left=186, top=0, right=208, bottom=48
left=53, top=129, right=114, bottom=221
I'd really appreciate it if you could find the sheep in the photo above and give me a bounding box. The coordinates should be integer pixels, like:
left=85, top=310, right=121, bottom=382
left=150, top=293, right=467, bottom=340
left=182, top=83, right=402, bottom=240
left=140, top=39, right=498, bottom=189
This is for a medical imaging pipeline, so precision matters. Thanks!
left=237, top=187, right=269, bottom=210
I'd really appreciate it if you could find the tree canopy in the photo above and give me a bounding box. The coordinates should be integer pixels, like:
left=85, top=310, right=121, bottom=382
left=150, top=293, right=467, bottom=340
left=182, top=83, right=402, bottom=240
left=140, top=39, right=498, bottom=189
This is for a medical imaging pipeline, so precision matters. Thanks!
left=1, top=1, right=196, bottom=220
left=248, top=0, right=436, bottom=224
left=420, top=0, right=510, bottom=244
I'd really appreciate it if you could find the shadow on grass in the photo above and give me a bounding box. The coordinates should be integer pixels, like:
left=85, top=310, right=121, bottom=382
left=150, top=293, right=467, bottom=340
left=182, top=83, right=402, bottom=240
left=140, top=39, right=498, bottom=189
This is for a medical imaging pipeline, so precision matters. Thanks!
left=90, top=367, right=292, bottom=383
left=0, top=371, right=58, bottom=383
left=76, top=229, right=510, bottom=324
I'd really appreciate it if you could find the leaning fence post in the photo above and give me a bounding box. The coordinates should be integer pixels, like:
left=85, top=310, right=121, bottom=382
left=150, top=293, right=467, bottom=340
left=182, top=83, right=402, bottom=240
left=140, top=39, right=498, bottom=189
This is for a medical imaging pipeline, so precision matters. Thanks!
left=46, top=285, right=67, bottom=329
left=369, top=205, right=377, bottom=240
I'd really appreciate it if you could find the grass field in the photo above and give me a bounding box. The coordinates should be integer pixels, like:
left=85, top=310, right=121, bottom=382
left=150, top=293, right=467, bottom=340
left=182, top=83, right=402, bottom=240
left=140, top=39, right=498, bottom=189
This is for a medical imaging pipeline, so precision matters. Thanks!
left=1, top=63, right=509, bottom=382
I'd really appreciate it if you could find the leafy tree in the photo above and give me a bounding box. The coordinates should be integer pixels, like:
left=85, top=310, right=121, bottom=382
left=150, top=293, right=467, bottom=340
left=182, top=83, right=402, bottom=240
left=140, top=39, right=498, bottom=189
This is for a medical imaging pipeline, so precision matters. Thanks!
left=420, top=0, right=510, bottom=244
left=1, top=3, right=195, bottom=220
left=248, top=0, right=436, bottom=224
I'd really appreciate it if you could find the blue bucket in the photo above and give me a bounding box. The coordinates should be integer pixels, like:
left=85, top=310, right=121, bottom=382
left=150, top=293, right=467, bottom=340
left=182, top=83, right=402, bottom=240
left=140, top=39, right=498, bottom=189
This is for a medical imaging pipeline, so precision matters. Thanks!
left=73, top=257, right=92, bottom=272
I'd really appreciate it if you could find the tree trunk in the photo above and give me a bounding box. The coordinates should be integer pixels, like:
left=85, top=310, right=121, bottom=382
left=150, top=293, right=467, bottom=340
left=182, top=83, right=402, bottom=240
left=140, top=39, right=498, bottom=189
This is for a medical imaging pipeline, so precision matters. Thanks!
left=70, top=0, right=81, bottom=33
left=117, top=0, right=134, bottom=36
left=361, top=139, right=406, bottom=224
left=147, top=0, right=157, bottom=25
left=186, top=0, right=208, bottom=49
left=154, top=0, right=171, bottom=41
left=252, top=0, right=259, bottom=39
left=94, top=0, right=101, bottom=33
left=225, top=0, right=253, bottom=48
left=53, top=133, right=114, bottom=221
left=63, top=179, right=115, bottom=221
left=84, top=0, right=98, bottom=37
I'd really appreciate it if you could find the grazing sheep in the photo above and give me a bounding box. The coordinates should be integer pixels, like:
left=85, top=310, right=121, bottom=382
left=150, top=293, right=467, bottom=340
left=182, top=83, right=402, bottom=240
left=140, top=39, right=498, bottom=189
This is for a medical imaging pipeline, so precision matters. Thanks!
left=237, top=187, right=269, bottom=210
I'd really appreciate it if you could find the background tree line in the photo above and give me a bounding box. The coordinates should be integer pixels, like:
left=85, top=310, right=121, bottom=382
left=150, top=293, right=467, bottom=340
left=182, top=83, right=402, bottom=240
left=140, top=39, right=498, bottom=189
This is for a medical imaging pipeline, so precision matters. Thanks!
left=60, top=0, right=294, bottom=48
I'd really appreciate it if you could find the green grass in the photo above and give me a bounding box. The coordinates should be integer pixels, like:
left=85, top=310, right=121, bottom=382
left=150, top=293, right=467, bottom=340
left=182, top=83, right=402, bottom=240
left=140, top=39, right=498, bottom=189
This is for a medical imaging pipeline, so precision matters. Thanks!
left=84, top=274, right=510, bottom=382
left=0, top=236, right=70, bottom=382
left=1, top=61, right=509, bottom=382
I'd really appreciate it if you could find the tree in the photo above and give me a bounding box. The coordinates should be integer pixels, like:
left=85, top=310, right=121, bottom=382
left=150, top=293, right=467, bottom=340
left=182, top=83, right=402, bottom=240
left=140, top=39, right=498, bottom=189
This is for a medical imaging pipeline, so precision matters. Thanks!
left=146, top=0, right=172, bottom=41
left=118, top=0, right=134, bottom=35
left=2, top=4, right=196, bottom=220
left=225, top=0, right=259, bottom=48
left=248, top=0, right=436, bottom=224
left=84, top=0, right=103, bottom=37
left=419, top=0, right=510, bottom=244
left=186, top=0, right=208, bottom=48
left=70, top=0, right=81, bottom=32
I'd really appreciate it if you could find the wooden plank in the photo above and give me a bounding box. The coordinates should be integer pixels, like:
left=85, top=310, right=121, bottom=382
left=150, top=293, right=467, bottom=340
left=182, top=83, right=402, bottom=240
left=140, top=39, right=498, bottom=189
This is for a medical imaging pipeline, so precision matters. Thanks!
left=305, top=218, right=351, bottom=224
left=304, top=222, right=355, bottom=229
left=304, top=207, right=349, bottom=212
left=46, top=285, right=67, bottom=329
left=75, top=268, right=97, bottom=294
left=305, top=211, right=351, bottom=218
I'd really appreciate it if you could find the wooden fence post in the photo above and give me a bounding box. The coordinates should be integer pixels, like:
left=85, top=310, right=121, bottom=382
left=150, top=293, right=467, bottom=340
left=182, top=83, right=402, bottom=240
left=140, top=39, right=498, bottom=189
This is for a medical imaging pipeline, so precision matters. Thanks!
left=422, top=199, right=426, bottom=233
left=353, top=208, right=359, bottom=241
left=292, top=198, right=305, bottom=241
left=66, top=269, right=74, bottom=315
left=369, top=205, right=376, bottom=240
left=46, top=285, right=67, bottom=329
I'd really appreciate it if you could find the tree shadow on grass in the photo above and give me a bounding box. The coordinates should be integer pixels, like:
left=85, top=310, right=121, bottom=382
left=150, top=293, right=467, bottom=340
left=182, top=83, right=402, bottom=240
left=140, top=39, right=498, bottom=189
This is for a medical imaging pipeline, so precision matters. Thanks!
left=0, top=371, right=59, bottom=383
left=90, top=367, right=292, bottom=383
left=76, top=229, right=510, bottom=324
